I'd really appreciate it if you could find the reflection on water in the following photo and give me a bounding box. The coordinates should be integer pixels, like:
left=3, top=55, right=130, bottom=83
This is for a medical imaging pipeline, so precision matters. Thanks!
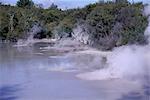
left=118, top=92, right=144, bottom=100
left=0, top=84, right=20, bottom=100
left=0, top=43, right=149, bottom=100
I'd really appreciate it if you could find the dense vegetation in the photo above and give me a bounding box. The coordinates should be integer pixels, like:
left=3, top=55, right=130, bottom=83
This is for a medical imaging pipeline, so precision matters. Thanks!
left=0, top=0, right=148, bottom=50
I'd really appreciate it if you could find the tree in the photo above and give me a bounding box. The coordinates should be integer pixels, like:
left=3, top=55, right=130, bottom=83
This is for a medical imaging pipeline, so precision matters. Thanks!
left=36, top=3, right=44, bottom=9
left=115, top=0, right=128, bottom=4
left=49, top=3, right=58, bottom=9
left=16, top=0, right=34, bottom=8
left=99, top=0, right=105, bottom=4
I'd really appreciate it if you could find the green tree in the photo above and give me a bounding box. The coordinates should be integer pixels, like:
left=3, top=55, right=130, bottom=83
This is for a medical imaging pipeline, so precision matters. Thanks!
left=16, top=0, right=34, bottom=8
left=99, top=0, right=104, bottom=3
left=115, top=0, right=128, bottom=4
left=49, top=3, right=58, bottom=10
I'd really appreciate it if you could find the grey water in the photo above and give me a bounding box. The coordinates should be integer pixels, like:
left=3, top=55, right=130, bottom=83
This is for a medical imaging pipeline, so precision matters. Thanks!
left=0, top=43, right=149, bottom=100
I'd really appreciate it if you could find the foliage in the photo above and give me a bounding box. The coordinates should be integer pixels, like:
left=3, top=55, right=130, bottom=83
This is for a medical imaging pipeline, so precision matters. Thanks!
left=16, top=0, right=34, bottom=8
left=48, top=3, right=58, bottom=10
left=0, top=0, right=148, bottom=50
left=115, top=0, right=128, bottom=4
left=84, top=2, right=148, bottom=49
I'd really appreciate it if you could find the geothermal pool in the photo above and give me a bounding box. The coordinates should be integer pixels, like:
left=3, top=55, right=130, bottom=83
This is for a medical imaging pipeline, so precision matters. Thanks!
left=0, top=43, right=149, bottom=100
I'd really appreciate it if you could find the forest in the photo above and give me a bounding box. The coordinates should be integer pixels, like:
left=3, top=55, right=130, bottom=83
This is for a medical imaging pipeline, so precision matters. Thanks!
left=0, top=0, right=148, bottom=50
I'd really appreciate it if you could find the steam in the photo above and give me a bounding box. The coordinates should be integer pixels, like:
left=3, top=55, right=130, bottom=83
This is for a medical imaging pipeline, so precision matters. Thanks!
left=72, top=24, right=91, bottom=44
left=27, top=24, right=43, bottom=42
left=107, top=46, right=148, bottom=78
left=77, top=5, right=150, bottom=81
left=15, top=24, right=42, bottom=46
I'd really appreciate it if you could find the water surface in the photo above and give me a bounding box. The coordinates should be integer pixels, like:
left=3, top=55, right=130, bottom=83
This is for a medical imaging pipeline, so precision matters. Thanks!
left=0, top=43, right=149, bottom=100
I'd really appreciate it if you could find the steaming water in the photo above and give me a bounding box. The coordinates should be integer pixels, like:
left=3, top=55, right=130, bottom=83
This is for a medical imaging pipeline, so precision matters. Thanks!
left=0, top=5, right=150, bottom=100
left=77, top=5, right=150, bottom=83
left=0, top=43, right=149, bottom=100
left=14, top=24, right=43, bottom=47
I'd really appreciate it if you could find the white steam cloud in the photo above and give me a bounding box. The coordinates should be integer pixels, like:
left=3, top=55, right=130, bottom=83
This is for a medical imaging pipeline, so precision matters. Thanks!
left=77, top=5, right=150, bottom=81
